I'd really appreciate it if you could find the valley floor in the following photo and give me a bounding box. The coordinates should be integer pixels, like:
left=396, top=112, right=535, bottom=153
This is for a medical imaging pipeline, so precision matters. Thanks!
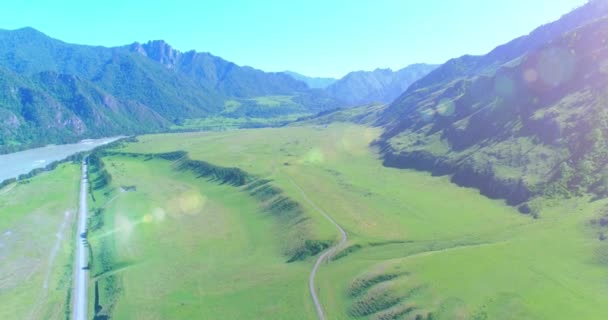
left=0, top=164, right=80, bottom=319
left=112, top=123, right=608, bottom=319
left=2, top=123, right=608, bottom=319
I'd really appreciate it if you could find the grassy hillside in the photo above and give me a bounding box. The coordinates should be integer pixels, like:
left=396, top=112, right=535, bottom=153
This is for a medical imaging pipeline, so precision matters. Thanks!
left=109, top=123, right=608, bottom=319
left=0, top=163, right=80, bottom=319
left=377, top=7, right=608, bottom=208
left=291, top=103, right=387, bottom=127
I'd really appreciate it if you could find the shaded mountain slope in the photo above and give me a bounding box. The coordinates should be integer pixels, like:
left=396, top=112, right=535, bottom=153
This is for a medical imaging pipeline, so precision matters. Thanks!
left=377, top=1, right=608, bottom=207
left=0, top=67, right=167, bottom=152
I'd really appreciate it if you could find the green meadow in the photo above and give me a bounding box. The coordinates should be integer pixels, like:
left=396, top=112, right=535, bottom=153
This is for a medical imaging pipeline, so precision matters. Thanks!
left=3, top=123, right=607, bottom=319
left=170, top=95, right=313, bottom=131
left=107, top=123, right=608, bottom=319
left=86, top=154, right=326, bottom=319
left=0, top=164, right=80, bottom=319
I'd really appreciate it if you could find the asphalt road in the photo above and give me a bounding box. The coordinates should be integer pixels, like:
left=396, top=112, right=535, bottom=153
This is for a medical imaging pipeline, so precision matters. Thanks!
left=72, top=160, right=88, bottom=320
left=289, top=178, right=347, bottom=320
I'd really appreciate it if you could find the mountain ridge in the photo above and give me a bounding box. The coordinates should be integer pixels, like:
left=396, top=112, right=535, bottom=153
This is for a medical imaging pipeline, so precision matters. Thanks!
left=0, top=27, right=340, bottom=152
left=376, top=0, right=608, bottom=207
left=325, top=63, right=438, bottom=106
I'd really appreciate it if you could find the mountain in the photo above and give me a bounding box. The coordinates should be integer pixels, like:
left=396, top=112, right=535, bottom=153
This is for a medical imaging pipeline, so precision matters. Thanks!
left=325, top=64, right=438, bottom=106
left=282, top=71, right=337, bottom=89
left=131, top=40, right=310, bottom=97
left=0, top=66, right=168, bottom=152
left=376, top=0, right=608, bottom=209
left=0, top=28, right=339, bottom=153
left=405, top=1, right=608, bottom=93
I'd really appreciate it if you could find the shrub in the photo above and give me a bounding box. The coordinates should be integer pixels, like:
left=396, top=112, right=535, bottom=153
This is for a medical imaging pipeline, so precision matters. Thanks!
left=287, top=240, right=332, bottom=263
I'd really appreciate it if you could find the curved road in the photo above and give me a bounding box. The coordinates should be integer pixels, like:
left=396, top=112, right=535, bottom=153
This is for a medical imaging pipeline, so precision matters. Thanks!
left=289, top=178, right=347, bottom=320
left=73, top=160, right=89, bottom=320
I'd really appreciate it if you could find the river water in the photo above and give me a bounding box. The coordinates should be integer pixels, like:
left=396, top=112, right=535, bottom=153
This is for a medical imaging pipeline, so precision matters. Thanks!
left=0, top=137, right=122, bottom=181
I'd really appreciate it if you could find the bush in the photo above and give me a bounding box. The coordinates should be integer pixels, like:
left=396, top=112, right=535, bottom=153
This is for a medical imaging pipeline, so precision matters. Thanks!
left=349, top=273, right=401, bottom=297
left=178, top=159, right=249, bottom=186
left=332, top=244, right=362, bottom=261
left=287, top=240, right=332, bottom=263
left=0, top=178, right=16, bottom=189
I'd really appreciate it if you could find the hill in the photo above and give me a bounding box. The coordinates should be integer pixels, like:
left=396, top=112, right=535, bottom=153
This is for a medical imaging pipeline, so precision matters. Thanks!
left=376, top=0, right=608, bottom=208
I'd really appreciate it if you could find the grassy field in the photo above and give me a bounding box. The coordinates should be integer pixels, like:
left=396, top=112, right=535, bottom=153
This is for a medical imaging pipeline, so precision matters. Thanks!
left=86, top=154, right=332, bottom=319
left=170, top=114, right=307, bottom=131
left=112, top=123, right=608, bottom=319
left=170, top=95, right=312, bottom=131
left=0, top=163, right=80, bottom=319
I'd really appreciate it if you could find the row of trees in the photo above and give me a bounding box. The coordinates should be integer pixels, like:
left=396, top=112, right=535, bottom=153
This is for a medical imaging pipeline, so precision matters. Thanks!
left=177, top=159, right=249, bottom=186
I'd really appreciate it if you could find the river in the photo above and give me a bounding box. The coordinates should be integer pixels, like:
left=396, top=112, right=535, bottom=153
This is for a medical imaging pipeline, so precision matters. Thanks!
left=0, top=137, right=122, bottom=181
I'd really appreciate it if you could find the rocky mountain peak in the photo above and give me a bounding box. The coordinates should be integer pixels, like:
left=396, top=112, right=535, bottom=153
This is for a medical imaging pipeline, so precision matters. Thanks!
left=130, top=40, right=182, bottom=68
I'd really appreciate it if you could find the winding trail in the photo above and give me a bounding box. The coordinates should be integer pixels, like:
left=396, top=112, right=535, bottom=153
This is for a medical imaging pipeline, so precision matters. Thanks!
left=288, top=177, right=347, bottom=320
left=72, top=160, right=89, bottom=320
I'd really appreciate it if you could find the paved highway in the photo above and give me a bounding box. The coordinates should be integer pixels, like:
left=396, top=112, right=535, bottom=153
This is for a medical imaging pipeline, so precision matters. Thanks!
left=72, top=160, right=89, bottom=320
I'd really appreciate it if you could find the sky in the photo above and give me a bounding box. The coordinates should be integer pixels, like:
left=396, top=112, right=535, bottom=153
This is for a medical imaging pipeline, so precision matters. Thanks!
left=0, top=0, right=588, bottom=78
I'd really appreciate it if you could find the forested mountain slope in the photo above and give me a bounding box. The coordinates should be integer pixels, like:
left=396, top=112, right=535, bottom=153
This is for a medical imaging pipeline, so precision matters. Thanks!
left=0, top=28, right=340, bottom=152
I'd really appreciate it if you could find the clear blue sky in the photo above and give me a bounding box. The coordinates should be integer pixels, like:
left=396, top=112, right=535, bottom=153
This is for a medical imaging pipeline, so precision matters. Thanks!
left=1, top=0, right=587, bottom=78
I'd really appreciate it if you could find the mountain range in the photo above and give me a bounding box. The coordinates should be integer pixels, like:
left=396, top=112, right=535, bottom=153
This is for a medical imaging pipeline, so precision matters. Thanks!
left=375, top=0, right=608, bottom=209
left=4, top=0, right=608, bottom=210
left=324, top=64, right=438, bottom=106
left=283, top=65, right=439, bottom=106
left=0, top=28, right=436, bottom=153
left=0, top=28, right=333, bottom=153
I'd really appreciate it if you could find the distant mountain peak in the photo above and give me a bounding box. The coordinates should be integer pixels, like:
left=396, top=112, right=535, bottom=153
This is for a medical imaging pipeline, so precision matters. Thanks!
left=325, top=63, right=438, bottom=106
left=129, top=42, right=146, bottom=55
left=14, top=26, right=40, bottom=33
left=129, top=39, right=182, bottom=68
left=0, top=26, right=54, bottom=43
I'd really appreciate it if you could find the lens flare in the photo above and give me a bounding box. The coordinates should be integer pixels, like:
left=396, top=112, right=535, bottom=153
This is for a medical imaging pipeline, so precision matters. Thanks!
left=177, top=191, right=206, bottom=215
left=494, top=74, right=515, bottom=97
left=536, top=47, right=576, bottom=87
left=142, top=214, right=153, bottom=223
left=304, top=148, right=325, bottom=164
left=600, top=59, right=608, bottom=74
left=523, top=68, right=538, bottom=83
left=419, top=108, right=436, bottom=122
left=153, top=207, right=166, bottom=221
left=436, top=99, right=455, bottom=117
left=116, top=214, right=135, bottom=240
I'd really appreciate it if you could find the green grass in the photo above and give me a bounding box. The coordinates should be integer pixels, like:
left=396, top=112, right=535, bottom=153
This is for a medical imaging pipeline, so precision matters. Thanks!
left=0, top=163, right=80, bottom=320
left=249, top=95, right=296, bottom=107
left=291, top=103, right=386, bottom=126
left=86, top=155, right=325, bottom=319
left=170, top=114, right=308, bottom=131
left=170, top=95, right=314, bottom=132
left=113, top=123, right=608, bottom=319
